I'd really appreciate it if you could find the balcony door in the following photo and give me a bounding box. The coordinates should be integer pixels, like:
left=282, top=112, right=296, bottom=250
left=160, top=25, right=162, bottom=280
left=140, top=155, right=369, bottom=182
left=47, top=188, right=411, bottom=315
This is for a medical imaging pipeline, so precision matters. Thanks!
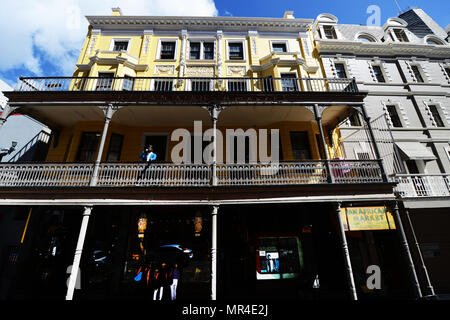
left=76, top=132, right=101, bottom=162
left=144, top=135, right=168, bottom=162
left=290, top=131, right=311, bottom=160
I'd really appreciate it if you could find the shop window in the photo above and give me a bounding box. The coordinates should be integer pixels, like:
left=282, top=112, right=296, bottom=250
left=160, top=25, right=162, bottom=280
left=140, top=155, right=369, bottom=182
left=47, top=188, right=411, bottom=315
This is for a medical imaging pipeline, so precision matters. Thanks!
left=106, top=133, right=124, bottom=161
left=256, top=236, right=303, bottom=280
left=76, top=132, right=100, bottom=162
left=429, top=105, right=445, bottom=127
left=290, top=131, right=311, bottom=160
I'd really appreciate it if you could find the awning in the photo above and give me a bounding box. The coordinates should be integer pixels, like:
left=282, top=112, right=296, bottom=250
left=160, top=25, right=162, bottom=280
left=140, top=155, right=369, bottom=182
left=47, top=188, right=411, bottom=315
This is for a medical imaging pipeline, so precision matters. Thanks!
left=395, top=142, right=436, bottom=161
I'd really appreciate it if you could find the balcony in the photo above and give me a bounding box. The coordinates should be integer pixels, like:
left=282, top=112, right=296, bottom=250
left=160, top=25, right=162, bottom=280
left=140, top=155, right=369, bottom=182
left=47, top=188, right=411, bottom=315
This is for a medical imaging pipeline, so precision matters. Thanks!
left=395, top=174, right=450, bottom=198
left=0, top=160, right=384, bottom=188
left=14, top=76, right=358, bottom=94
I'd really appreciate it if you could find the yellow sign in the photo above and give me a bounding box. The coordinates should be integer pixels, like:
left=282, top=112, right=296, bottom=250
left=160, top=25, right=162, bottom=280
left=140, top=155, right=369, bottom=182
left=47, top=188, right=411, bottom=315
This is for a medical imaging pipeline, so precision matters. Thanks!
left=340, top=207, right=396, bottom=231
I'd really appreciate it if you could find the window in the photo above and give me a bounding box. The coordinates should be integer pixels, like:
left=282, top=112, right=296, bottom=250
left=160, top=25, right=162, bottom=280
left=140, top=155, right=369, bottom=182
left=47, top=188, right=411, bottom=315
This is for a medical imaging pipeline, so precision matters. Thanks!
left=427, top=39, right=443, bottom=45
left=153, top=79, right=173, bottom=92
left=96, top=73, right=114, bottom=91
left=349, top=112, right=362, bottom=126
left=76, top=132, right=100, bottom=162
left=160, top=41, right=176, bottom=59
left=227, top=79, right=248, bottom=92
left=106, top=133, right=124, bottom=161
left=334, top=63, right=347, bottom=79
left=290, top=131, right=311, bottom=160
left=372, top=65, right=386, bottom=83
left=228, top=42, right=244, bottom=60
left=411, top=65, right=424, bottom=83
left=386, top=105, right=403, bottom=128
left=444, top=67, right=450, bottom=79
left=189, top=42, right=201, bottom=60
left=429, top=105, right=445, bottom=127
left=122, top=76, right=134, bottom=91
left=189, top=41, right=215, bottom=60
left=323, top=25, right=338, bottom=39
left=272, top=42, right=287, bottom=53
left=281, top=74, right=298, bottom=92
left=113, top=41, right=129, bottom=51
left=393, top=29, right=409, bottom=42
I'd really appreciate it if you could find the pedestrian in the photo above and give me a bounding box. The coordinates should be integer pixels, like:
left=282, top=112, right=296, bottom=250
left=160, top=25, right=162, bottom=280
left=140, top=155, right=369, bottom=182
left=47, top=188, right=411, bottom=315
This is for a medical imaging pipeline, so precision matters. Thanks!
left=170, top=263, right=180, bottom=300
left=137, top=145, right=157, bottom=182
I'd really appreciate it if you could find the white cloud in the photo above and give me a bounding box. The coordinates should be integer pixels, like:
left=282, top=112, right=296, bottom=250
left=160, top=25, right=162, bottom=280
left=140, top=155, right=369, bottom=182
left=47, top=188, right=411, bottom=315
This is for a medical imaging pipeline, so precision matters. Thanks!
left=0, top=0, right=218, bottom=76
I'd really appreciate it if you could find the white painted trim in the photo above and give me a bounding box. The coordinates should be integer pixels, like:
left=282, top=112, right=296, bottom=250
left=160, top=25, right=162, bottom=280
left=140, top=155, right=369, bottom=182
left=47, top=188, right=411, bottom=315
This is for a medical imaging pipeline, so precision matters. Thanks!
left=269, top=40, right=290, bottom=53
left=225, top=39, right=247, bottom=62
left=108, top=38, right=132, bottom=52
left=156, top=38, right=179, bottom=60
left=187, top=39, right=216, bottom=61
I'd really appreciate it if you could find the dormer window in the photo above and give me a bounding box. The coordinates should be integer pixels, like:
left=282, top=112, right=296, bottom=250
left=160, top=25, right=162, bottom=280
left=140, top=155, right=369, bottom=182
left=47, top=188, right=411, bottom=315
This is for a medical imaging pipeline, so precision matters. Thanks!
left=323, top=25, right=338, bottom=39
left=357, top=35, right=376, bottom=43
left=393, top=29, right=409, bottom=42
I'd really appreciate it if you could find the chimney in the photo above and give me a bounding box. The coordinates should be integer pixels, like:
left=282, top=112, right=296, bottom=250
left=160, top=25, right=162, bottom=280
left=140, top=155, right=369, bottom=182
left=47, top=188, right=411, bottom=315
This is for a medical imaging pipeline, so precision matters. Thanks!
left=283, top=11, right=294, bottom=19
left=112, top=7, right=123, bottom=16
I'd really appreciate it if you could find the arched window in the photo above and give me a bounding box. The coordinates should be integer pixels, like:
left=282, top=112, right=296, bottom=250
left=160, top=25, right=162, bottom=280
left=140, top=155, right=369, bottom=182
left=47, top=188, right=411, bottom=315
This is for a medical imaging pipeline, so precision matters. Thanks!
left=357, top=35, right=376, bottom=43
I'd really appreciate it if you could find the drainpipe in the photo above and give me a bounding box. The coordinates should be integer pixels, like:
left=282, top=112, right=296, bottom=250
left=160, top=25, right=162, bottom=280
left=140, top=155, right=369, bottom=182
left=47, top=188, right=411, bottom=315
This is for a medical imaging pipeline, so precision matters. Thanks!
left=66, top=206, right=92, bottom=300
left=334, top=202, right=358, bottom=300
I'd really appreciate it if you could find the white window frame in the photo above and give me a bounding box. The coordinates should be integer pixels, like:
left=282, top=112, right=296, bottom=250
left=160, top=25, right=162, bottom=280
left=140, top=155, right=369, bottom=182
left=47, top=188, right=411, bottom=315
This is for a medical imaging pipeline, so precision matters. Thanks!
left=424, top=101, right=448, bottom=128
left=270, top=40, right=289, bottom=53
left=371, top=63, right=388, bottom=83
left=392, top=28, right=409, bottom=42
left=226, top=39, right=247, bottom=61
left=320, top=24, right=339, bottom=40
left=333, top=60, right=350, bottom=79
left=410, top=63, right=427, bottom=83
left=187, top=39, right=216, bottom=61
left=384, top=102, right=406, bottom=128
left=109, top=38, right=132, bottom=52
left=156, top=39, right=179, bottom=60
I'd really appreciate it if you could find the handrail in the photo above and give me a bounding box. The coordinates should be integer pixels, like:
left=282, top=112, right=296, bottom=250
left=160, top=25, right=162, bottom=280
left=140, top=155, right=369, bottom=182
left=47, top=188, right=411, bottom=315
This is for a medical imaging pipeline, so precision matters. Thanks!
left=14, top=76, right=359, bottom=93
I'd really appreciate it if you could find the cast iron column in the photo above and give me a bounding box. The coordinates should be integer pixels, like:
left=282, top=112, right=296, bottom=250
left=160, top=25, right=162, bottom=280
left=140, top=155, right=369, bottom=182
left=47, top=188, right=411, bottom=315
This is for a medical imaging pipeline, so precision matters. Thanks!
left=335, top=202, right=358, bottom=300
left=211, top=205, right=219, bottom=300
left=66, top=206, right=92, bottom=300
left=313, top=104, right=334, bottom=183
left=403, top=206, right=435, bottom=296
left=392, top=201, right=422, bottom=299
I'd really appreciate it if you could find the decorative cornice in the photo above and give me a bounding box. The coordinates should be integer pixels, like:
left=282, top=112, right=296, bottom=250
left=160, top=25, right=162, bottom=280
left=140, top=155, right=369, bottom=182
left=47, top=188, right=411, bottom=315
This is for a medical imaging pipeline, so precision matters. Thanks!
left=85, top=16, right=313, bottom=33
left=316, top=40, right=450, bottom=58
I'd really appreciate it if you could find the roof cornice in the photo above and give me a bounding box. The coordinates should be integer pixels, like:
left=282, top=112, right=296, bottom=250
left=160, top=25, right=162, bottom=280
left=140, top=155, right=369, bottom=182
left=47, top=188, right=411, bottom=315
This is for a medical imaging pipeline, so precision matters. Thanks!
left=316, top=40, right=450, bottom=58
left=85, top=15, right=313, bottom=33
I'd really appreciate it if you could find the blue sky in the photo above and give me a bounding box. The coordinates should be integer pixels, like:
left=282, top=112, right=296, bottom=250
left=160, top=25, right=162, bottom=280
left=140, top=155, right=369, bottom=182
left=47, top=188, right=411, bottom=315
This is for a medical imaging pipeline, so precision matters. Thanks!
left=0, top=0, right=448, bottom=89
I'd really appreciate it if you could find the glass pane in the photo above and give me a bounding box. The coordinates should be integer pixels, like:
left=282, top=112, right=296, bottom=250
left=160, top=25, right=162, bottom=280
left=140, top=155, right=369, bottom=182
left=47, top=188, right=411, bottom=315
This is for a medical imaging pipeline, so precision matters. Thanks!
left=113, top=41, right=128, bottom=51
left=203, top=43, right=214, bottom=60
left=189, top=42, right=200, bottom=60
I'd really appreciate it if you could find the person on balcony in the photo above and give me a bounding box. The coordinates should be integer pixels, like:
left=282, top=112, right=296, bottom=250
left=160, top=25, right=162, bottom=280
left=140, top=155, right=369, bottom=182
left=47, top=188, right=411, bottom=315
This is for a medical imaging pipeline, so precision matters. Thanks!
left=137, top=145, right=157, bottom=182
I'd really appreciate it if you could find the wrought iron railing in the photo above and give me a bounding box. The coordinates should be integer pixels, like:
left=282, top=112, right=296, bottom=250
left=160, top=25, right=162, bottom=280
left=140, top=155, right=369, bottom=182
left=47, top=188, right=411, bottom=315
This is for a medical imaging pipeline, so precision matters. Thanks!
left=0, top=160, right=383, bottom=188
left=395, top=174, right=450, bottom=198
left=14, top=76, right=358, bottom=93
